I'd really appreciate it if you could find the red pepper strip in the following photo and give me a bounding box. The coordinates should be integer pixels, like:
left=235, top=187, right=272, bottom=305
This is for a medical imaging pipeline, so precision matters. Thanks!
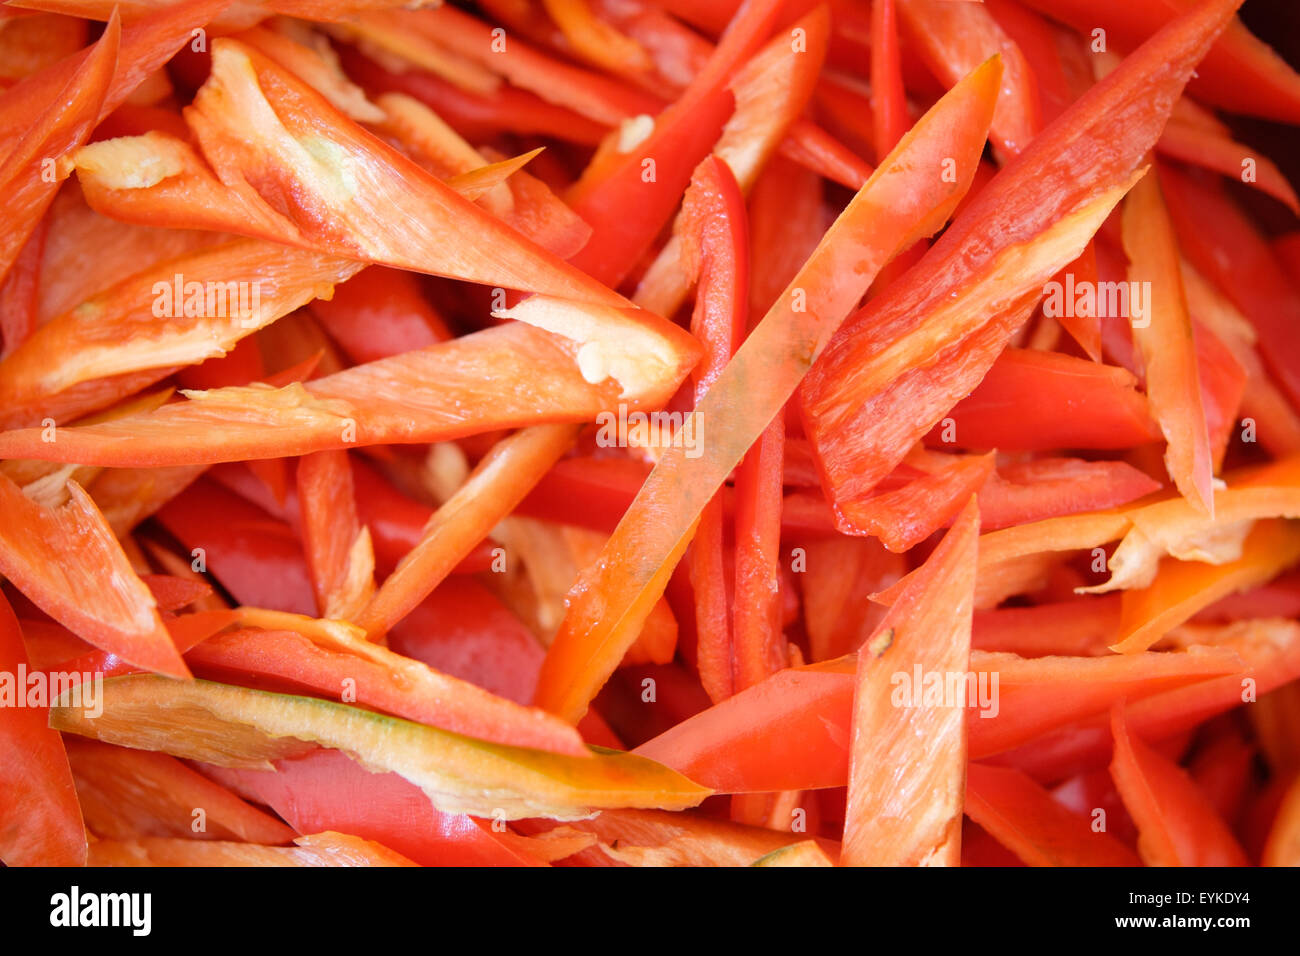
left=366, top=93, right=592, bottom=259
left=142, top=574, right=213, bottom=613
left=88, top=831, right=418, bottom=866
left=620, top=600, right=678, bottom=667
left=1109, top=703, right=1248, bottom=865
left=1112, top=519, right=1300, bottom=654
left=984, top=0, right=1076, bottom=124
left=993, top=619, right=1300, bottom=782
left=520, top=807, right=834, bottom=866
left=840, top=450, right=994, bottom=548
left=632, top=6, right=830, bottom=319
left=201, top=750, right=549, bottom=866
left=1183, top=263, right=1300, bottom=458
left=176, top=335, right=266, bottom=393
left=309, top=268, right=450, bottom=367
left=541, top=0, right=652, bottom=77
left=1018, top=0, right=1300, bottom=123
left=1123, top=167, right=1216, bottom=514
left=1197, top=569, right=1300, bottom=623
left=388, top=578, right=553, bottom=706
left=104, top=41, right=678, bottom=340
left=357, top=425, right=579, bottom=639
left=0, top=323, right=626, bottom=467
left=296, top=451, right=374, bottom=622
left=230, top=26, right=380, bottom=125
left=0, top=472, right=187, bottom=678
left=635, top=642, right=1239, bottom=794
left=871, top=0, right=909, bottom=157
left=0, top=215, right=47, bottom=358
left=896, top=0, right=1038, bottom=158
left=771, top=122, right=864, bottom=194
left=965, top=763, right=1141, bottom=866
left=678, top=156, right=748, bottom=703
left=1157, top=121, right=1299, bottom=213
left=923, top=348, right=1161, bottom=452
left=0, top=0, right=227, bottom=147
left=0, top=12, right=88, bottom=82
left=0, top=10, right=117, bottom=287
left=1049, top=242, right=1104, bottom=362
left=731, top=408, right=785, bottom=690
left=565, top=0, right=784, bottom=287
left=801, top=537, right=903, bottom=662
left=37, top=186, right=214, bottom=327
left=156, top=477, right=317, bottom=617
left=1160, top=162, right=1300, bottom=412
left=1193, top=321, right=1248, bottom=469
left=973, top=597, right=1121, bottom=658
left=186, top=627, right=591, bottom=756
left=339, top=45, right=608, bottom=146
left=970, top=647, right=1243, bottom=760
left=536, top=57, right=1003, bottom=724
left=64, top=736, right=295, bottom=844
left=348, top=459, right=493, bottom=577
left=401, top=4, right=658, bottom=123
left=745, top=155, right=827, bottom=327
left=1262, top=775, right=1300, bottom=866
left=1188, top=726, right=1255, bottom=823
left=803, top=0, right=1241, bottom=508
left=980, top=459, right=1162, bottom=532
left=842, top=498, right=978, bottom=866
left=0, top=593, right=85, bottom=866
left=0, top=239, right=362, bottom=432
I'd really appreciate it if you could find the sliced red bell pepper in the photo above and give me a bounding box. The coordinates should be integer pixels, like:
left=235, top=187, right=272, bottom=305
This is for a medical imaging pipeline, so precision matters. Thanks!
left=0, top=471, right=188, bottom=677
left=842, top=498, right=979, bottom=866
left=0, top=0, right=228, bottom=147
left=0, top=323, right=627, bottom=466
left=0, top=215, right=47, bottom=358
left=839, top=450, right=994, bottom=548
left=156, top=477, right=317, bottom=616
left=800, top=536, right=904, bottom=662
left=564, top=0, right=784, bottom=287
left=295, top=450, right=373, bottom=621
left=87, top=830, right=418, bottom=866
left=1016, top=0, right=1300, bottom=123
left=0, top=9, right=117, bottom=287
left=1159, top=161, right=1300, bottom=413
left=358, top=424, right=579, bottom=638
left=1109, top=702, right=1248, bottom=865
left=633, top=5, right=830, bottom=319
left=64, top=736, right=295, bottom=844
left=803, top=0, right=1242, bottom=514
left=185, top=626, right=590, bottom=756
left=348, top=458, right=494, bottom=577
left=52, top=673, right=710, bottom=820
left=520, top=806, right=832, bottom=866
left=1112, top=518, right=1300, bottom=653
left=1187, top=724, right=1255, bottom=824
left=993, top=618, right=1300, bottom=782
left=200, top=749, right=551, bottom=866
left=965, top=762, right=1141, bottom=866
left=0, top=591, right=85, bottom=866
left=0, top=238, right=363, bottom=431
left=896, top=0, right=1038, bottom=157
left=979, top=458, right=1162, bottom=531
left=535, top=55, right=1003, bottom=723
left=338, top=43, right=609, bottom=146
left=973, top=596, right=1121, bottom=658
left=635, top=640, right=1240, bottom=794
left=308, top=266, right=450, bottom=366
left=1123, top=165, right=1215, bottom=513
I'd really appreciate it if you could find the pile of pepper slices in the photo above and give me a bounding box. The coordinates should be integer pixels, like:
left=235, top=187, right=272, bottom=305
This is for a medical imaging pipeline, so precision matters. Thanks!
left=1, top=0, right=1299, bottom=868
